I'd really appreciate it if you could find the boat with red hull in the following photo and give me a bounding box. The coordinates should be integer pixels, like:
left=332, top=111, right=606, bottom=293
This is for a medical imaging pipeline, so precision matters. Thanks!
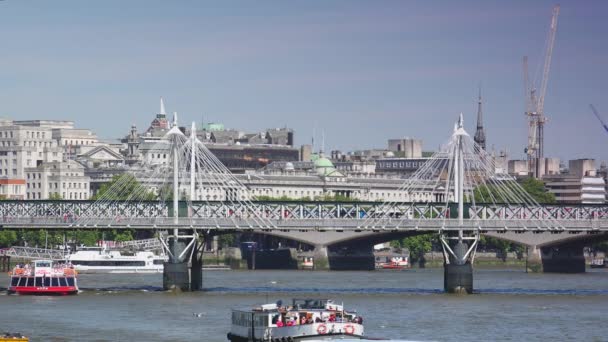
left=8, top=259, right=78, bottom=295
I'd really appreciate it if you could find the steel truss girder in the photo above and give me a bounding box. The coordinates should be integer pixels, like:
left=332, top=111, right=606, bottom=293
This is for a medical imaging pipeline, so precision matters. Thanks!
left=440, top=230, right=480, bottom=266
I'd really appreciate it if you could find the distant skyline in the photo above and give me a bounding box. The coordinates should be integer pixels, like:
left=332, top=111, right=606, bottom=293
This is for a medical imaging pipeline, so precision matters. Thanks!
left=0, top=0, right=607, bottom=163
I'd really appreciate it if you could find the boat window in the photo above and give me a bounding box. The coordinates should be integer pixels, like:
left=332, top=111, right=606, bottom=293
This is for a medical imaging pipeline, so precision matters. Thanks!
left=18, top=278, right=27, bottom=286
left=254, top=315, right=269, bottom=327
left=11, top=277, right=19, bottom=286
left=153, top=259, right=164, bottom=265
left=72, top=260, right=146, bottom=266
left=35, top=277, right=43, bottom=286
left=51, top=278, right=59, bottom=287
left=59, top=277, right=67, bottom=286
left=44, top=277, right=51, bottom=286
left=36, top=261, right=51, bottom=267
left=66, top=278, right=75, bottom=286
left=26, top=277, right=34, bottom=287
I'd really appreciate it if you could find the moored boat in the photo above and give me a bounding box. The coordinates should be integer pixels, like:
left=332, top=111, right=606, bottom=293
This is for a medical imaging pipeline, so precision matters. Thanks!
left=379, top=256, right=409, bottom=270
left=590, top=257, right=605, bottom=268
left=228, top=299, right=364, bottom=341
left=65, top=246, right=166, bottom=274
left=8, top=259, right=78, bottom=295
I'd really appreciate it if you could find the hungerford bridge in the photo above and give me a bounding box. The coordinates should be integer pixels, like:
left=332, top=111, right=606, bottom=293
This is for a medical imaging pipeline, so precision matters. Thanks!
left=3, top=115, right=608, bottom=293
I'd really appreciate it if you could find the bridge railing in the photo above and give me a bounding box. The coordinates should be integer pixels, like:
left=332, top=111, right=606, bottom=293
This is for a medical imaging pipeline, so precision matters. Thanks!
left=0, top=200, right=607, bottom=221
left=1, top=217, right=606, bottom=231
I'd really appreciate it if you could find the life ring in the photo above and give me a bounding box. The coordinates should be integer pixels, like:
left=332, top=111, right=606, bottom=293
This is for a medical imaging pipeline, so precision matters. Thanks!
left=344, top=324, right=355, bottom=335
left=317, top=324, right=327, bottom=335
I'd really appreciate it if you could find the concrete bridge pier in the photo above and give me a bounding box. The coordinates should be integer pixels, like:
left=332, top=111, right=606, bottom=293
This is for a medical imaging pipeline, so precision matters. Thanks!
left=541, top=244, right=585, bottom=273
left=163, top=237, right=189, bottom=291
left=162, top=232, right=202, bottom=291
left=312, top=245, right=329, bottom=270
left=311, top=244, right=375, bottom=270
left=526, top=245, right=543, bottom=273
left=440, top=231, right=479, bottom=294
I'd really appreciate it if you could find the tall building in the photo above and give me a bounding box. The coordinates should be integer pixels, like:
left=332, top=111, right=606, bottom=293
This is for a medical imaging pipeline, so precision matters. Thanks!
left=0, top=120, right=91, bottom=200
left=474, top=89, right=486, bottom=150
left=387, top=138, right=422, bottom=158
left=544, top=159, right=606, bottom=203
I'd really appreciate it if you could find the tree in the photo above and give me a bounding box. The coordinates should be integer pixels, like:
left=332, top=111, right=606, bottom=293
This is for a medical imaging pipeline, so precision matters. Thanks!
left=93, top=174, right=156, bottom=201
left=48, top=192, right=62, bottom=200
left=472, top=177, right=555, bottom=204
left=0, top=230, right=17, bottom=247
left=520, top=177, right=556, bottom=203
left=391, top=234, right=434, bottom=267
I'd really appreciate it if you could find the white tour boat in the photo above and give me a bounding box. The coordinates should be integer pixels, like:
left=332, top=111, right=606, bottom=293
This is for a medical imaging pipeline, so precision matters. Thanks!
left=65, top=246, right=167, bottom=274
left=228, top=299, right=364, bottom=341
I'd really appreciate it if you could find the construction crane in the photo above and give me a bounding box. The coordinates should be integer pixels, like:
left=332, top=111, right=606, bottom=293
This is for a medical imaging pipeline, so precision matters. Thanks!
left=590, top=104, right=608, bottom=134
left=523, top=5, right=560, bottom=178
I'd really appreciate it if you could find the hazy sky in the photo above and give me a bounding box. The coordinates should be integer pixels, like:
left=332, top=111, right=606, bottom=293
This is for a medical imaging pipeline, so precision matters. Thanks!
left=0, top=0, right=607, bottom=163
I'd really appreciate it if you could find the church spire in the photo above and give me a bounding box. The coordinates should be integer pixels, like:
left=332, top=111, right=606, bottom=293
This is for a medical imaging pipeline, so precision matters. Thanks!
left=474, top=87, right=486, bottom=150
left=159, top=97, right=166, bottom=116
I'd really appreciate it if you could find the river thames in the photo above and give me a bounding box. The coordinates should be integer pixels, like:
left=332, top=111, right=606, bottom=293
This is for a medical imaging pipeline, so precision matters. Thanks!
left=1, top=267, right=607, bottom=341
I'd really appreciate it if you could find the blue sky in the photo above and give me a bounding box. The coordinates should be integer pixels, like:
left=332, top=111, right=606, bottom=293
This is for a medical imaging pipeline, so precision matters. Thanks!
left=0, top=0, right=607, bottom=163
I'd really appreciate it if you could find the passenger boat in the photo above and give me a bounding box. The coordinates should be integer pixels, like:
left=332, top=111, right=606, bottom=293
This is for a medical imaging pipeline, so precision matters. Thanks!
left=0, top=332, right=29, bottom=342
left=65, top=246, right=166, bottom=274
left=228, top=299, right=364, bottom=341
left=8, top=259, right=78, bottom=295
left=301, top=257, right=314, bottom=270
left=590, top=257, right=605, bottom=268
left=379, top=256, right=409, bottom=270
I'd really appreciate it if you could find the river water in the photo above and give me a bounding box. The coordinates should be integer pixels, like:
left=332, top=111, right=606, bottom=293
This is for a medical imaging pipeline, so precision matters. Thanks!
left=1, top=267, right=607, bottom=342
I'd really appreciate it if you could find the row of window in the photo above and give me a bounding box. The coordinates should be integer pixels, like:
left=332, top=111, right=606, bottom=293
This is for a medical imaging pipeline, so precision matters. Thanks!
left=0, top=169, right=18, bottom=176
left=0, top=185, right=22, bottom=194
left=11, top=276, right=75, bottom=287
left=25, top=192, right=89, bottom=200
left=71, top=260, right=146, bottom=266
left=25, top=131, right=46, bottom=139
left=62, top=139, right=94, bottom=146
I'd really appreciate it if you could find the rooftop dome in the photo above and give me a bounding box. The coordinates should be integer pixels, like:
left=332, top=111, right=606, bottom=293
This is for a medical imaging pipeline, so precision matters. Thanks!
left=314, top=156, right=344, bottom=177
left=314, top=157, right=334, bottom=169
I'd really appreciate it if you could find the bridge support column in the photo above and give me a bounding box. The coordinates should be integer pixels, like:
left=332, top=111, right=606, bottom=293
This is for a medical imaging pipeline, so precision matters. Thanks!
left=541, top=244, right=585, bottom=273
left=313, top=245, right=329, bottom=270
left=526, top=245, right=543, bottom=273
left=440, top=231, right=479, bottom=294
left=162, top=232, right=200, bottom=291
left=163, top=237, right=189, bottom=291
left=190, top=240, right=203, bottom=291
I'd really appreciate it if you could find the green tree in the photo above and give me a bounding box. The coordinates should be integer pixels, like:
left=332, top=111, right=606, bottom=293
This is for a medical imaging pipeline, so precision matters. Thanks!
left=391, top=234, right=434, bottom=267
left=48, top=192, right=62, bottom=200
left=70, top=230, right=100, bottom=247
left=520, top=177, right=556, bottom=203
left=217, top=234, right=235, bottom=249
left=472, top=178, right=555, bottom=204
left=0, top=230, right=17, bottom=247
left=93, top=174, right=156, bottom=201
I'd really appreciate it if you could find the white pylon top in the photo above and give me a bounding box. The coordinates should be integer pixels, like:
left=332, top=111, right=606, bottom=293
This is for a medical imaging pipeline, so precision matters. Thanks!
left=160, top=97, right=166, bottom=115
left=166, top=112, right=183, bottom=136
left=191, top=121, right=196, bottom=137
left=453, top=113, right=469, bottom=137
